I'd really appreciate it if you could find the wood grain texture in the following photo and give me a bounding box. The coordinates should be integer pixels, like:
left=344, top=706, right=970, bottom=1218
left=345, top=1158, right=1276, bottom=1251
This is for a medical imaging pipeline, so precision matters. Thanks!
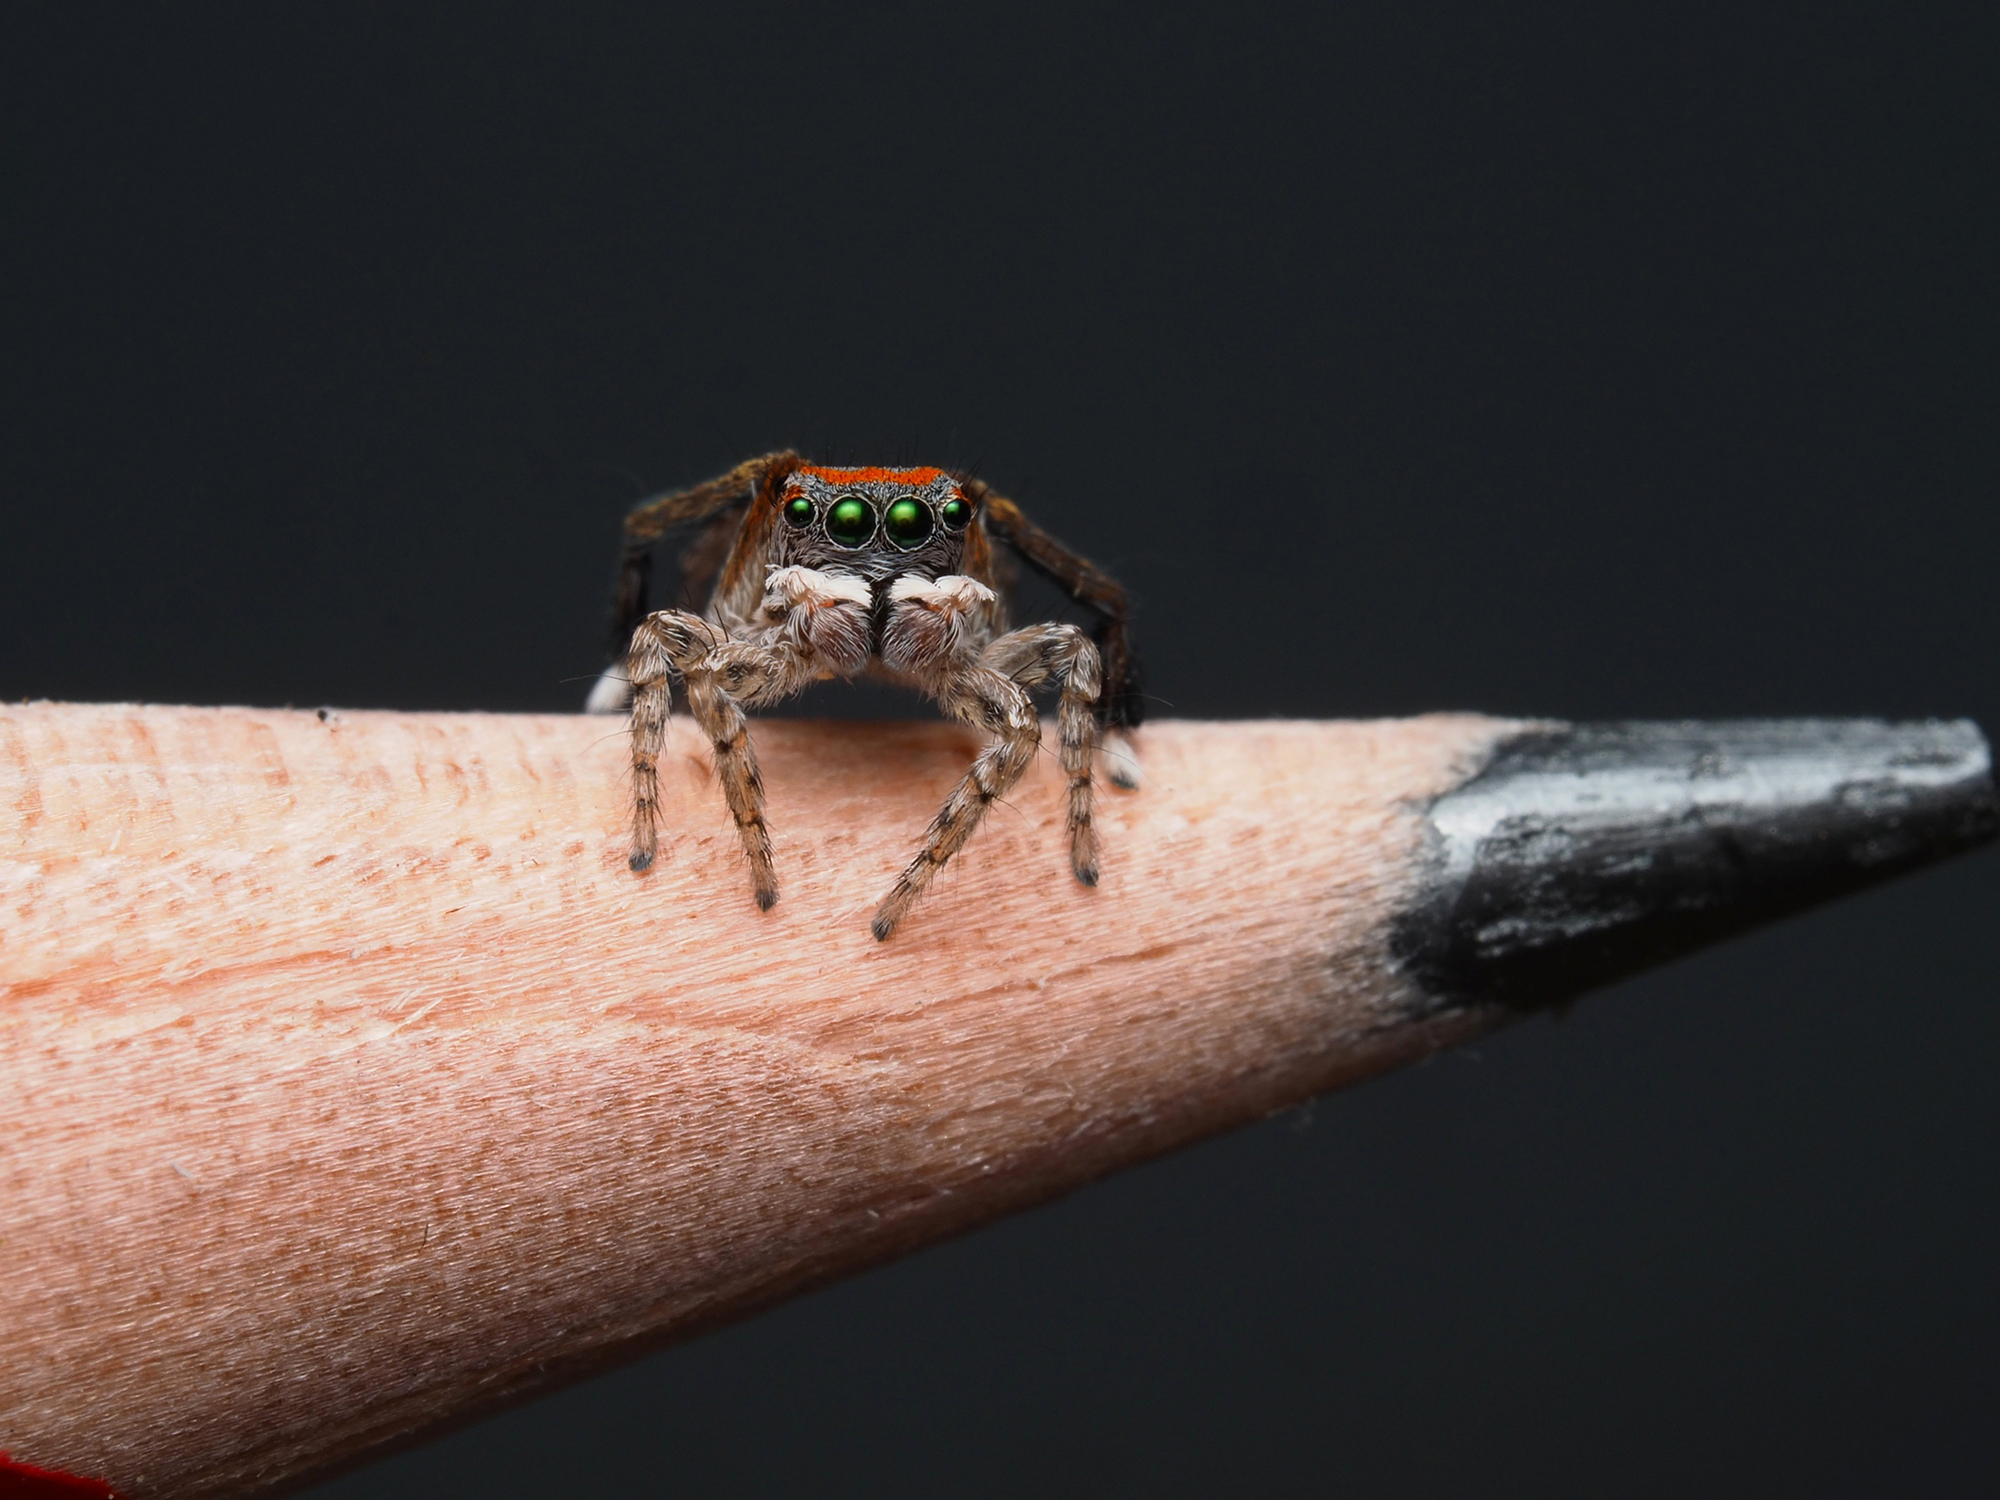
left=0, top=705, right=1517, bottom=1498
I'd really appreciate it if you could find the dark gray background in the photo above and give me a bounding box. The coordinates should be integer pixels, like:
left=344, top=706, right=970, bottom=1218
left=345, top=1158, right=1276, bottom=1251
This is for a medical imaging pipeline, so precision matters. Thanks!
left=7, top=4, right=1996, bottom=1494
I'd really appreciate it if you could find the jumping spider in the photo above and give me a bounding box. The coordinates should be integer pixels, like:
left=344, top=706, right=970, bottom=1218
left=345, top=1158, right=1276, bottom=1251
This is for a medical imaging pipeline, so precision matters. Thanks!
left=585, top=452, right=1144, bottom=939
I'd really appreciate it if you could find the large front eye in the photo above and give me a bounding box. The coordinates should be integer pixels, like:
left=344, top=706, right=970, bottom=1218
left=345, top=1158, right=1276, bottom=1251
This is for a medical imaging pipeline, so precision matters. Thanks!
left=884, top=497, right=934, bottom=549
left=783, top=495, right=814, bottom=529
left=826, top=495, right=874, bottom=547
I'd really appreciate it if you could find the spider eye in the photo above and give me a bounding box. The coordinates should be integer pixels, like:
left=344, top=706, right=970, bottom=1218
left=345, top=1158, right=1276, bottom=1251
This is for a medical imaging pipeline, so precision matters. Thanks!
left=884, top=497, right=934, bottom=549
left=783, top=496, right=814, bottom=529
left=826, top=496, right=874, bottom=547
left=940, top=497, right=971, bottom=530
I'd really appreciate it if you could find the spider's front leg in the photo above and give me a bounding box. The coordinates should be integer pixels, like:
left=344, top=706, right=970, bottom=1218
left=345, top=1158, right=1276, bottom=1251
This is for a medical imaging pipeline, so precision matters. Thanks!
left=626, top=567, right=867, bottom=909
left=625, top=609, right=814, bottom=910
left=872, top=621, right=1103, bottom=941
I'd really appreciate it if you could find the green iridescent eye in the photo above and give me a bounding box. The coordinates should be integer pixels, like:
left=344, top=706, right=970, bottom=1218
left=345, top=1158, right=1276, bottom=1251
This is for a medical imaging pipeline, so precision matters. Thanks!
left=940, top=497, right=971, bottom=530
left=826, top=495, right=874, bottom=546
left=783, top=496, right=813, bottom=529
left=884, top=497, right=934, bottom=549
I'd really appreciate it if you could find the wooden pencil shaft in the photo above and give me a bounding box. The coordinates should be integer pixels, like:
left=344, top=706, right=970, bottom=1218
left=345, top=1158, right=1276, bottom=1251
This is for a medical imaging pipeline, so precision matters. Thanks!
left=1, top=706, right=1506, bottom=1498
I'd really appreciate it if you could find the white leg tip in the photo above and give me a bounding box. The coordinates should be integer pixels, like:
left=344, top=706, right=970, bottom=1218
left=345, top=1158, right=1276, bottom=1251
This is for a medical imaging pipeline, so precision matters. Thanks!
left=585, top=665, right=632, bottom=714
left=1101, top=729, right=1143, bottom=791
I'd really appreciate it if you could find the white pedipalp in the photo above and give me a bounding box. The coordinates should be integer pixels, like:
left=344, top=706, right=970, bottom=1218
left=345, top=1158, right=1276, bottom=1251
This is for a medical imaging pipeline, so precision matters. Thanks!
left=881, top=574, right=999, bottom=674
left=762, top=565, right=872, bottom=675
left=887, top=573, right=997, bottom=611
left=765, top=565, right=873, bottom=610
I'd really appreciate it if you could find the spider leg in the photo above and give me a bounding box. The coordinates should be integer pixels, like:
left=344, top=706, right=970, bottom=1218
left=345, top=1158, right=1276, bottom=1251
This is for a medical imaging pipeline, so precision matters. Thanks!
left=587, top=450, right=801, bottom=713
left=1097, top=726, right=1144, bottom=792
left=625, top=608, right=814, bottom=911
left=979, top=622, right=1104, bottom=886
left=872, top=623, right=1104, bottom=941
left=625, top=610, right=714, bottom=877
left=965, top=481, right=1144, bottom=788
left=872, top=666, right=1040, bottom=941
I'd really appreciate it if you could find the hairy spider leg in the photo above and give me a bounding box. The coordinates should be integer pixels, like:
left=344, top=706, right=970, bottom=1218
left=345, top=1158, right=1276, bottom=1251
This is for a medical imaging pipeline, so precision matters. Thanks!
left=972, top=486, right=1142, bottom=729
left=969, top=483, right=1145, bottom=788
left=625, top=607, right=819, bottom=909
left=979, top=622, right=1104, bottom=883
left=871, top=623, right=1104, bottom=941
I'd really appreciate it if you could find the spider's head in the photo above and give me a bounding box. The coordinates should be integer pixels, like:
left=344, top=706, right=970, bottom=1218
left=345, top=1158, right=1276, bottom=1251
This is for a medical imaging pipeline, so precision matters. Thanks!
left=774, top=465, right=974, bottom=582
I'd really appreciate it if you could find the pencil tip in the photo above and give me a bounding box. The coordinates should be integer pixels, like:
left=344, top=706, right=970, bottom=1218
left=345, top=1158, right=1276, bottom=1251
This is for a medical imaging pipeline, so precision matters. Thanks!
left=1393, top=718, right=1998, bottom=1013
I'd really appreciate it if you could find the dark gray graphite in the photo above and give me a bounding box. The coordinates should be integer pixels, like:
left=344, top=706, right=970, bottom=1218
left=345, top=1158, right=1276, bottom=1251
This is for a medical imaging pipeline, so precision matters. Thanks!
left=1392, top=719, right=1998, bottom=1013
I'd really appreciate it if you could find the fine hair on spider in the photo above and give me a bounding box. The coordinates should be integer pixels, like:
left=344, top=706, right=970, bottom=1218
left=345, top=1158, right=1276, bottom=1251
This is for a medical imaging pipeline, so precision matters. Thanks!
left=585, top=451, right=1145, bottom=939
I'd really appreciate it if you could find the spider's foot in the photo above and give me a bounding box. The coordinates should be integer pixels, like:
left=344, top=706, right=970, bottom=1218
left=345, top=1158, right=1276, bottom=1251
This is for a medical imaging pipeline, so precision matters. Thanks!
left=1101, top=728, right=1143, bottom=791
left=629, top=848, right=654, bottom=873
left=1068, top=816, right=1101, bottom=886
left=586, top=664, right=633, bottom=714
left=755, top=885, right=779, bottom=912
left=871, top=887, right=912, bottom=941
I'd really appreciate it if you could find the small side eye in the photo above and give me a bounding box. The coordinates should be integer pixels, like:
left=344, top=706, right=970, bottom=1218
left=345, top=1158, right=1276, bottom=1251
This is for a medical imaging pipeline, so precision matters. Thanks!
left=783, top=496, right=814, bottom=529
left=940, top=497, right=971, bottom=530
left=826, top=495, right=874, bottom=547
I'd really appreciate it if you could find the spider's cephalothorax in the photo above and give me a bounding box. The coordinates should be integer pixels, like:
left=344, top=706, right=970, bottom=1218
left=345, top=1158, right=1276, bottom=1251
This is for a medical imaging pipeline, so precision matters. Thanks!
left=585, top=452, right=1144, bottom=939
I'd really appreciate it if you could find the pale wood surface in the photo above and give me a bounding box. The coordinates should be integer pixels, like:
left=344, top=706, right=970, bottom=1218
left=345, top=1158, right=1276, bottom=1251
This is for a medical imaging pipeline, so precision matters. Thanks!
left=0, top=704, right=1516, bottom=1498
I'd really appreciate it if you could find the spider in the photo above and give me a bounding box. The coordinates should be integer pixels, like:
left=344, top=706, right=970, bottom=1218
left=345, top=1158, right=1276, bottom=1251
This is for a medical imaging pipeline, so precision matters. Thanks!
left=585, top=452, right=1144, bottom=939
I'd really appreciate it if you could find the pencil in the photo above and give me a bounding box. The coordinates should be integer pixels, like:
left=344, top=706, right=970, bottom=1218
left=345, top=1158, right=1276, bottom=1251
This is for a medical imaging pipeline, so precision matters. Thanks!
left=0, top=704, right=1991, bottom=1499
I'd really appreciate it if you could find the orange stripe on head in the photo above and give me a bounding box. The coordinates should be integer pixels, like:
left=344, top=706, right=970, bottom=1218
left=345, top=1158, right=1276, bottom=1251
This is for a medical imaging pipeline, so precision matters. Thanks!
left=796, top=465, right=949, bottom=487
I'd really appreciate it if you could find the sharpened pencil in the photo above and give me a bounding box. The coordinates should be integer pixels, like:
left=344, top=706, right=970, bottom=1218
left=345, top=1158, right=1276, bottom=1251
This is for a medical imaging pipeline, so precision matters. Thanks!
left=0, top=704, right=1991, bottom=1499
